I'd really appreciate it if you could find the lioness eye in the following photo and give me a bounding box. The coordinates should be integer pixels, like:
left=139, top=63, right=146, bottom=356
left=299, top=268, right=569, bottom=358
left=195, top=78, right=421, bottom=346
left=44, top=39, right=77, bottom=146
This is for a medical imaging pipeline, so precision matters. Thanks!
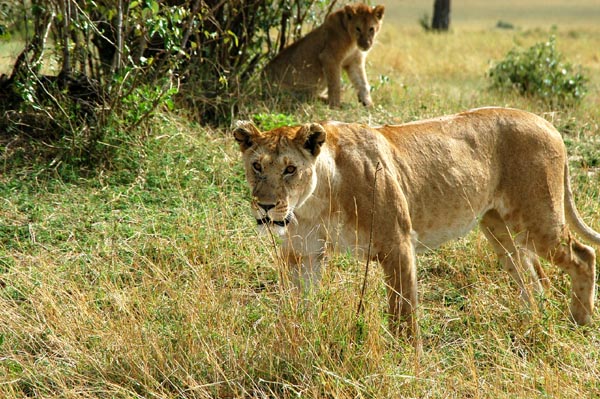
left=284, top=165, right=296, bottom=175
left=369, top=27, right=375, bottom=33
left=356, top=27, right=361, bottom=33
left=252, top=161, right=262, bottom=173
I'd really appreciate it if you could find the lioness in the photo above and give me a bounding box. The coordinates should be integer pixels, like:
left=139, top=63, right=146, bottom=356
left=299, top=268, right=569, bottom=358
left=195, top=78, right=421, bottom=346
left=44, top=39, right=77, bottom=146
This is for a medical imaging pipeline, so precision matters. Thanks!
left=233, top=107, right=600, bottom=340
left=264, top=3, right=384, bottom=108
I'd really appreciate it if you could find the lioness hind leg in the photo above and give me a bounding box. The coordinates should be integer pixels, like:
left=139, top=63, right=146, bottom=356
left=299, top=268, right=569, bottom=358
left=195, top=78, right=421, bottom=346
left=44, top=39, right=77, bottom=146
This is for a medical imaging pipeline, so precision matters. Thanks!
left=515, top=211, right=596, bottom=325
left=480, top=210, right=546, bottom=304
left=543, top=235, right=596, bottom=325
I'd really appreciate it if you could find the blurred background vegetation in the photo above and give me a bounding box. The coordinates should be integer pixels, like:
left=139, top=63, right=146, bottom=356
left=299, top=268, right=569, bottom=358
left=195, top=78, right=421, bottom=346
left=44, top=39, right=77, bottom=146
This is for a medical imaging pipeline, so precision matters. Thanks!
left=0, top=0, right=594, bottom=169
left=0, top=0, right=334, bottom=167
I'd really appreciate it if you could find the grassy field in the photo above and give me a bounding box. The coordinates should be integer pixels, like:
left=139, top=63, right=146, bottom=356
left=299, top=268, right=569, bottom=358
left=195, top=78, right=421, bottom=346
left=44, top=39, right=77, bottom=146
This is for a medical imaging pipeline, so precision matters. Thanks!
left=382, top=0, right=600, bottom=28
left=2, top=2, right=600, bottom=398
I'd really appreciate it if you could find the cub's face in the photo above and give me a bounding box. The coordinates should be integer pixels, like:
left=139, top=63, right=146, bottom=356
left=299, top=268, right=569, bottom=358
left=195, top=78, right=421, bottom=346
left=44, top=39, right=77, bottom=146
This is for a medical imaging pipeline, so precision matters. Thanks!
left=233, top=122, right=326, bottom=235
left=345, top=4, right=385, bottom=51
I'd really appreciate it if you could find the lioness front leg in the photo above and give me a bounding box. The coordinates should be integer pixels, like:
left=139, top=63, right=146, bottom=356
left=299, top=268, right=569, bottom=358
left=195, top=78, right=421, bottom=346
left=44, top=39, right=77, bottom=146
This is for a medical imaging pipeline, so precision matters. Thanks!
left=380, top=235, right=420, bottom=346
left=282, top=236, right=324, bottom=290
left=344, top=52, right=372, bottom=107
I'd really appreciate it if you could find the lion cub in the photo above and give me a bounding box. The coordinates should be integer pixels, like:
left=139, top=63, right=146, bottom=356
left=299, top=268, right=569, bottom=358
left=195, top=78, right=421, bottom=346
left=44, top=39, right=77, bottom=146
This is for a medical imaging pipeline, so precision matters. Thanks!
left=264, top=3, right=385, bottom=108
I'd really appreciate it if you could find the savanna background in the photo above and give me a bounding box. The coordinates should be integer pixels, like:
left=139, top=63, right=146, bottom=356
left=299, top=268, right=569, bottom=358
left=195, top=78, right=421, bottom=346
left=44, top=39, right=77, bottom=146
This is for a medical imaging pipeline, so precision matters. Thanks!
left=1, top=0, right=599, bottom=397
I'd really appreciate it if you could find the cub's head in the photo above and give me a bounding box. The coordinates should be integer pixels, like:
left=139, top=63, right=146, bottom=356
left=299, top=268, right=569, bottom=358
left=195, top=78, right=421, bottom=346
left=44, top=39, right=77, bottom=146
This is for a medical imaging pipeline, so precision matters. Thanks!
left=344, top=4, right=385, bottom=51
left=233, top=121, right=327, bottom=235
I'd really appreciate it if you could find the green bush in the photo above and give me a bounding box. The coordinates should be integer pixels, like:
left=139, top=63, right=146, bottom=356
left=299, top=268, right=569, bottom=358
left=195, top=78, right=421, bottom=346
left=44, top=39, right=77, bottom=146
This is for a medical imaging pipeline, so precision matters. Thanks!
left=252, top=113, right=298, bottom=130
left=488, top=36, right=588, bottom=107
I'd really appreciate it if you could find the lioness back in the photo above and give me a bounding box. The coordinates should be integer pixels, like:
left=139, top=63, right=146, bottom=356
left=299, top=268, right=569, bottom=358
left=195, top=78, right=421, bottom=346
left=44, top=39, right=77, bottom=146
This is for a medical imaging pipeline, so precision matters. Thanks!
left=264, top=3, right=385, bottom=107
left=325, top=108, right=567, bottom=249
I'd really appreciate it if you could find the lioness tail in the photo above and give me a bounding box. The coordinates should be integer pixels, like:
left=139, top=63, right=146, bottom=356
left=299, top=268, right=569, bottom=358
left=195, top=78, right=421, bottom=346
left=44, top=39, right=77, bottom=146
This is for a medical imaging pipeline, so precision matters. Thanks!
left=564, top=162, right=600, bottom=245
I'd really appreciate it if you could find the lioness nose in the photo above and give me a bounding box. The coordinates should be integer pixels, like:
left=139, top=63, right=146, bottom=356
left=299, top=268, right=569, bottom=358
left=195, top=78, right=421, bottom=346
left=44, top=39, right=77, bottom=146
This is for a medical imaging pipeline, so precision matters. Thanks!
left=258, top=203, right=275, bottom=212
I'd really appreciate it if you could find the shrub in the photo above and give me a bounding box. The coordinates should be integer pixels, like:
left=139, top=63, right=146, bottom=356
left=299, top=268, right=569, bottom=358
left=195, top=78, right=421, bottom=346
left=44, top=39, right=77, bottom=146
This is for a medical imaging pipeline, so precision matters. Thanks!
left=179, top=1, right=332, bottom=124
left=0, top=0, right=187, bottom=169
left=252, top=113, right=298, bottom=130
left=488, top=36, right=588, bottom=107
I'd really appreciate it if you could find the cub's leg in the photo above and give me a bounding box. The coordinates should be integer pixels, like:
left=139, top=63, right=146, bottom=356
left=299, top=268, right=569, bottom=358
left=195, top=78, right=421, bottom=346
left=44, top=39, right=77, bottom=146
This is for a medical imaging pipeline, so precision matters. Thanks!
left=380, top=233, right=420, bottom=345
left=480, top=210, right=547, bottom=305
left=343, top=51, right=372, bottom=107
left=318, top=52, right=343, bottom=107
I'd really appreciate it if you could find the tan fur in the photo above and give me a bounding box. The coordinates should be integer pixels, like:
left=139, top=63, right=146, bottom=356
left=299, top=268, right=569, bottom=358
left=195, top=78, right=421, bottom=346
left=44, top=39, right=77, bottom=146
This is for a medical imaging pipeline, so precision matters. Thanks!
left=233, top=107, right=599, bottom=342
left=264, top=3, right=384, bottom=108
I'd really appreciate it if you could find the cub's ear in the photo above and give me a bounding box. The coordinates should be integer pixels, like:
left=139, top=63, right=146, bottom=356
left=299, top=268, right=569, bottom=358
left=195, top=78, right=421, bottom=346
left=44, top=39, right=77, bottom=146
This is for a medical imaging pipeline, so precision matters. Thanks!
left=344, top=5, right=355, bottom=20
left=297, top=123, right=327, bottom=157
left=373, top=5, right=385, bottom=20
left=232, top=120, right=261, bottom=152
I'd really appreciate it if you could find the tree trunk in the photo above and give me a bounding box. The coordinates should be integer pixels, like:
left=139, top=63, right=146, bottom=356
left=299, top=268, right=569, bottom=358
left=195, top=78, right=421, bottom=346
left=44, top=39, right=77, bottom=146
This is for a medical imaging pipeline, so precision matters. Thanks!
left=432, top=0, right=450, bottom=31
left=110, top=0, right=124, bottom=75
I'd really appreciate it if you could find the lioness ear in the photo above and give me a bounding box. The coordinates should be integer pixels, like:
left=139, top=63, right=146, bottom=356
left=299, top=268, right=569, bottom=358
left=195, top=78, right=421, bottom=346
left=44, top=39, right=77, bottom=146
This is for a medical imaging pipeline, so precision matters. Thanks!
left=297, top=123, right=327, bottom=157
left=373, top=5, right=385, bottom=20
left=233, top=120, right=261, bottom=152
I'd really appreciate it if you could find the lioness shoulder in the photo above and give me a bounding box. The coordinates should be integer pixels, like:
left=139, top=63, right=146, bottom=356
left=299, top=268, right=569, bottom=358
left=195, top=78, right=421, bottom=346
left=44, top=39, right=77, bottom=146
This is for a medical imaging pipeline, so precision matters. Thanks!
left=264, top=3, right=385, bottom=108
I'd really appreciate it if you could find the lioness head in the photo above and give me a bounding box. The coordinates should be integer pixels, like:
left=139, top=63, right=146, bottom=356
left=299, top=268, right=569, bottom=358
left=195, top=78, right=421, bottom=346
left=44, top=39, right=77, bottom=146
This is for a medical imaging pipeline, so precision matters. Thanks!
left=344, top=4, right=385, bottom=51
left=233, top=121, right=327, bottom=234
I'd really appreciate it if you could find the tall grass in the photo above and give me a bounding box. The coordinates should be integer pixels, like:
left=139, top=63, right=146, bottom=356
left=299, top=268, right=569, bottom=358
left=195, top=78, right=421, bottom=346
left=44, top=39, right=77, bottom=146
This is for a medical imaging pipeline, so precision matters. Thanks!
left=2, top=15, right=600, bottom=399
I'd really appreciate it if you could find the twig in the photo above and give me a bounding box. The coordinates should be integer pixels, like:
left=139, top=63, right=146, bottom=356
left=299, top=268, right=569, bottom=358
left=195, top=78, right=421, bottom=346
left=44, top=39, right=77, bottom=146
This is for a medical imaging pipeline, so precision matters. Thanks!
left=356, top=162, right=382, bottom=318
left=261, top=216, right=287, bottom=287
left=278, top=1, right=290, bottom=53
left=325, top=0, right=338, bottom=17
